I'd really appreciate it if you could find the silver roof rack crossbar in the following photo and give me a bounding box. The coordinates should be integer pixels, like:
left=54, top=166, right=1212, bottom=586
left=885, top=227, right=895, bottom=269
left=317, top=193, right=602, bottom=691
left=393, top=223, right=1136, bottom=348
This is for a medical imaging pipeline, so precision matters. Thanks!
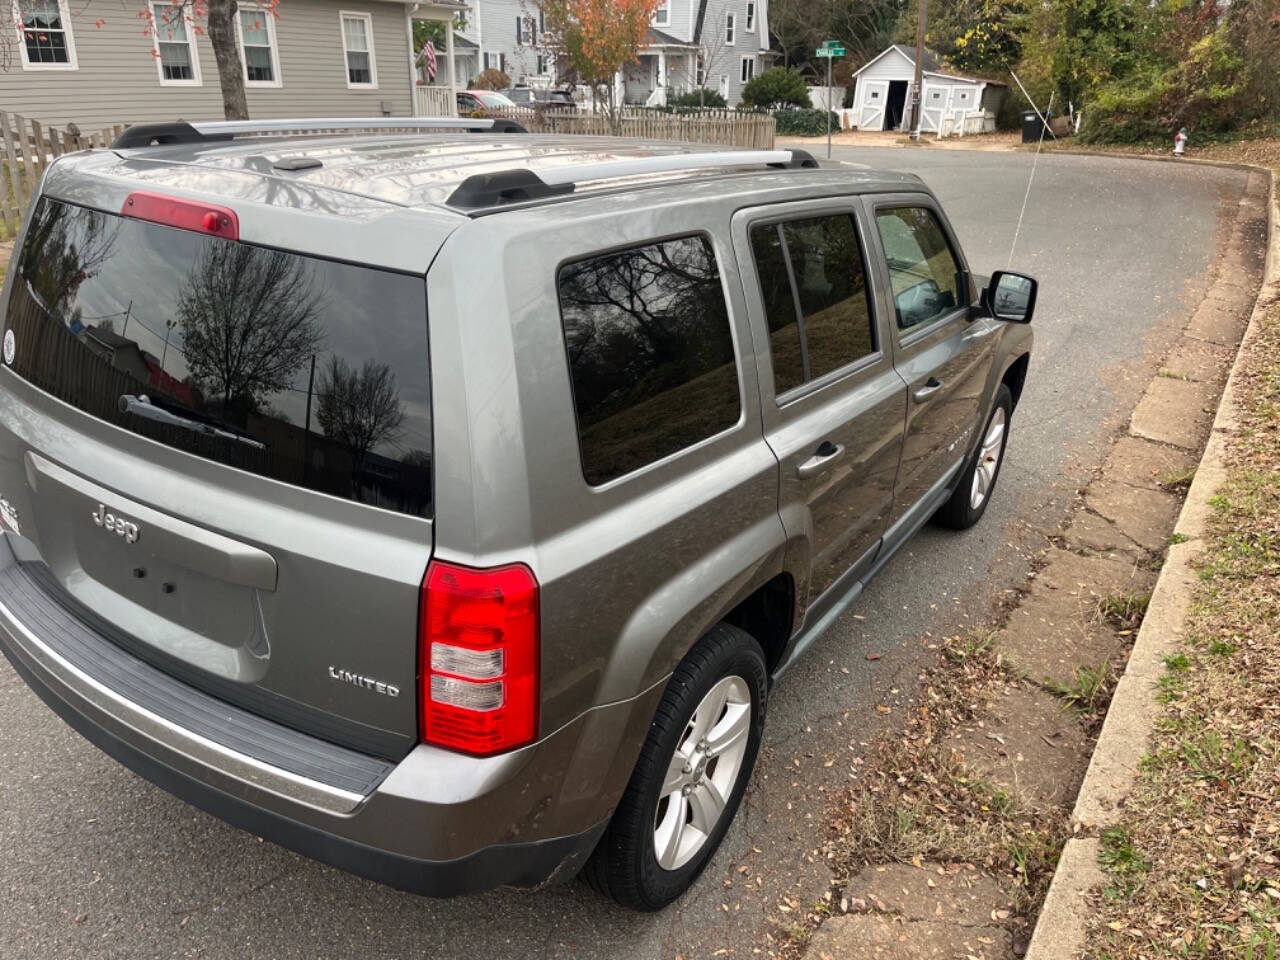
left=112, top=116, right=527, bottom=149
left=447, top=148, right=820, bottom=211
left=537, top=150, right=795, bottom=186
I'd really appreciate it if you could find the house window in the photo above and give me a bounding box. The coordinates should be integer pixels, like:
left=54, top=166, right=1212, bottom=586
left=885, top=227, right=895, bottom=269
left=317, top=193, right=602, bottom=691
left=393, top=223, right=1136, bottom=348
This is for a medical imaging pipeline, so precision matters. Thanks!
left=740, top=56, right=754, bottom=83
left=14, top=0, right=77, bottom=70
left=724, top=12, right=735, bottom=44
left=237, top=6, right=281, bottom=86
left=745, top=2, right=755, bottom=31
left=150, top=1, right=200, bottom=84
left=340, top=11, right=376, bottom=87
left=654, top=0, right=669, bottom=25
left=695, top=52, right=705, bottom=86
left=515, top=14, right=535, bottom=45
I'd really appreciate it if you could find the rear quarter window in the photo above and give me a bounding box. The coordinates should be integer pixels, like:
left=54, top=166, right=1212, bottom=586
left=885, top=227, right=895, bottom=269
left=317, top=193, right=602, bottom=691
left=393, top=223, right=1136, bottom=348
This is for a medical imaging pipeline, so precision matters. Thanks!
left=2, top=198, right=433, bottom=518
left=557, top=235, right=741, bottom=485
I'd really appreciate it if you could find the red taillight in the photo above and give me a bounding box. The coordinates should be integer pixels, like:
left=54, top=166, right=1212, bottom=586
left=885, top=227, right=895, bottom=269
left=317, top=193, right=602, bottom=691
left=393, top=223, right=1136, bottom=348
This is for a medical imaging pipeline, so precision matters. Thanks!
left=121, top=191, right=239, bottom=240
left=419, top=560, right=539, bottom=756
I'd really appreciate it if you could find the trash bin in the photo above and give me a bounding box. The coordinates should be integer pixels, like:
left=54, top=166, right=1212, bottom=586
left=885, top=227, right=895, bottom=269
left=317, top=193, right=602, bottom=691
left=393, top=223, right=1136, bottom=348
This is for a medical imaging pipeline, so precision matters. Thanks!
left=1020, top=109, right=1051, bottom=143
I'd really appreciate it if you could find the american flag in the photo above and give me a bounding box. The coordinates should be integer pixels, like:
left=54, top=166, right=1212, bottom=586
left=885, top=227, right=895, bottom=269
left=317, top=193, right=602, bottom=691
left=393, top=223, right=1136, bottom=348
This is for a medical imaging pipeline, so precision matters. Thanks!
left=423, top=40, right=438, bottom=81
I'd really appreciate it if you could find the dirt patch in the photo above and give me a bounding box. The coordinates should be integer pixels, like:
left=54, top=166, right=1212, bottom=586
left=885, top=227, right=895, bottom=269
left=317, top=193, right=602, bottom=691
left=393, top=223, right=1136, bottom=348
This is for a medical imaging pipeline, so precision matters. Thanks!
left=944, top=683, right=1092, bottom=809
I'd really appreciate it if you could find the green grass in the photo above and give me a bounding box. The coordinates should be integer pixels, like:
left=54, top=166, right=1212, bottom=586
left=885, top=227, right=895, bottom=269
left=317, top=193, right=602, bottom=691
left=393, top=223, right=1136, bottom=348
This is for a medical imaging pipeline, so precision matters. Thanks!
left=1048, top=662, right=1111, bottom=713
left=1159, top=467, right=1197, bottom=492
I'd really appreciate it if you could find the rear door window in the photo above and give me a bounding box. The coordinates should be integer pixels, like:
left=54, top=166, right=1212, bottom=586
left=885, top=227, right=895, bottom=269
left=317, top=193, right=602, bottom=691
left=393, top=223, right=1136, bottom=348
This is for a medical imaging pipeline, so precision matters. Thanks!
left=557, top=234, right=741, bottom=485
left=748, top=213, right=876, bottom=396
left=2, top=197, right=433, bottom=517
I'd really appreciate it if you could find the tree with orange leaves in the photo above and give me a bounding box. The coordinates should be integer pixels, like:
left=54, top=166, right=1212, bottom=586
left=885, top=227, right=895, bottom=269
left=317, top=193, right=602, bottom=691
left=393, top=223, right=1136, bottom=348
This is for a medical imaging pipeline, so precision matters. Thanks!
left=536, top=0, right=662, bottom=133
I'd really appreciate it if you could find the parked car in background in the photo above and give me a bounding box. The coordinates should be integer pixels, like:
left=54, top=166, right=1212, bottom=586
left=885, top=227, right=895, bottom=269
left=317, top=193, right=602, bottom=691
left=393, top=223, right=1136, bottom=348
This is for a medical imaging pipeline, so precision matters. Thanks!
left=503, top=87, right=576, bottom=111
left=0, top=120, right=1036, bottom=912
left=456, top=90, right=518, bottom=113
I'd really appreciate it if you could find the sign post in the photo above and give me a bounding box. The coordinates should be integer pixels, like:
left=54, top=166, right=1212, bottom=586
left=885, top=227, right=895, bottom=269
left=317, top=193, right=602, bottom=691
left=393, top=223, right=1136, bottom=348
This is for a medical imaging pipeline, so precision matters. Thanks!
left=815, top=42, right=845, bottom=159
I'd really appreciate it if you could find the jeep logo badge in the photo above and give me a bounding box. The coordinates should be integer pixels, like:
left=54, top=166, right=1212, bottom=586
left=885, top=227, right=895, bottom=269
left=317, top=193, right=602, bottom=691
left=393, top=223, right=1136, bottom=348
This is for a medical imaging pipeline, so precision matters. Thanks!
left=3, top=329, right=14, bottom=365
left=92, top=503, right=140, bottom=544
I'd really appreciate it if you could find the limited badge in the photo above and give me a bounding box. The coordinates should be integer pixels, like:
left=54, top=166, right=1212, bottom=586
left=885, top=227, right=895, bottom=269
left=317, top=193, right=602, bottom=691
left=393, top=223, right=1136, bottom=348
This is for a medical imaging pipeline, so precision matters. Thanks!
left=2, top=329, right=13, bottom=365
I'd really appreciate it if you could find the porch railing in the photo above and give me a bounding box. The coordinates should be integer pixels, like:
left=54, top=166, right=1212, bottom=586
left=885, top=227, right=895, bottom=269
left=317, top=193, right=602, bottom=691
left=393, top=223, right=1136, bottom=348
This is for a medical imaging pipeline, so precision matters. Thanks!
left=415, top=85, right=458, bottom=118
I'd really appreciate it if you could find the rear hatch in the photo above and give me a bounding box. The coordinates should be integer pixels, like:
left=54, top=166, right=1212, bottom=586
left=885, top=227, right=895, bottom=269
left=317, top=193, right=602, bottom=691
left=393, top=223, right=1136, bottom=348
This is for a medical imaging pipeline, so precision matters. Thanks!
left=0, top=195, right=433, bottom=759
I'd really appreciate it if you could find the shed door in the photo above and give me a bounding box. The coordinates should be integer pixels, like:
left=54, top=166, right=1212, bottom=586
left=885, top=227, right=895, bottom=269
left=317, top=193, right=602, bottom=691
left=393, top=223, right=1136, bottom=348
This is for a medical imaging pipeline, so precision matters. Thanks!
left=920, top=83, right=947, bottom=133
left=951, top=85, right=976, bottom=129
left=858, top=80, right=888, bottom=130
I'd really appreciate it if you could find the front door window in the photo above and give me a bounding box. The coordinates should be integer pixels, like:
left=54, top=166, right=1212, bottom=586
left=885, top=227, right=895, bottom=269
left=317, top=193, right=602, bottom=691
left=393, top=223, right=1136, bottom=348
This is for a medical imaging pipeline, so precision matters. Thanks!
left=874, top=207, right=967, bottom=330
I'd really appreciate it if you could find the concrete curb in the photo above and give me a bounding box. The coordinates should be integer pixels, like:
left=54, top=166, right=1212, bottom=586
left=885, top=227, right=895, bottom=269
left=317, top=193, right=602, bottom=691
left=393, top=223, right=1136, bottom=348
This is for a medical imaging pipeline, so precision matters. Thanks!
left=1024, top=166, right=1278, bottom=959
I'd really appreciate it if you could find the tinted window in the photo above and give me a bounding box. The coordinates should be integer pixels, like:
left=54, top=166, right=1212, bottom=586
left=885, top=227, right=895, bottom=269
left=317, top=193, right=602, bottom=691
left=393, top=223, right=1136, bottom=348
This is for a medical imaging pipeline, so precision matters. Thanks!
left=3, top=198, right=432, bottom=517
left=749, top=223, right=805, bottom=394
left=749, top=214, right=876, bottom=396
left=875, top=206, right=967, bottom=330
left=558, top=235, right=740, bottom=485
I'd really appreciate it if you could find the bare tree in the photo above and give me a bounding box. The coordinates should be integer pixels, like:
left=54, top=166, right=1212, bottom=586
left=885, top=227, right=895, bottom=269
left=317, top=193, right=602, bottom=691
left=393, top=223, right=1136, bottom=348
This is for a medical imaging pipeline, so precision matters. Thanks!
left=176, top=243, right=325, bottom=420
left=316, top=357, right=406, bottom=485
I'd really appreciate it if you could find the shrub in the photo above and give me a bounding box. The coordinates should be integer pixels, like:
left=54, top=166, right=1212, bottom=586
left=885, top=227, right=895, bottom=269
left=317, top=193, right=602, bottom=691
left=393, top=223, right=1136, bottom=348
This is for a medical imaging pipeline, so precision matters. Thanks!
left=772, top=108, right=841, bottom=137
left=669, top=88, right=728, bottom=108
left=741, top=68, right=810, bottom=110
left=472, top=68, right=510, bottom=91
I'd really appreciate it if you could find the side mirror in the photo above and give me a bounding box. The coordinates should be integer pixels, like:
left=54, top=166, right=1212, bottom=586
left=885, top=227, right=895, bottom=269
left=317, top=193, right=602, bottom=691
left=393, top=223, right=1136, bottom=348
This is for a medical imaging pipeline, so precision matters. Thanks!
left=985, top=270, right=1037, bottom=323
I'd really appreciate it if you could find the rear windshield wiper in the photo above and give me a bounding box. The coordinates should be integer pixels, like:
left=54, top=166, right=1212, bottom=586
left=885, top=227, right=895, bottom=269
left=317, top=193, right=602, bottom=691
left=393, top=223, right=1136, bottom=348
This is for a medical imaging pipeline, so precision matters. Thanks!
left=118, top=394, right=266, bottom=451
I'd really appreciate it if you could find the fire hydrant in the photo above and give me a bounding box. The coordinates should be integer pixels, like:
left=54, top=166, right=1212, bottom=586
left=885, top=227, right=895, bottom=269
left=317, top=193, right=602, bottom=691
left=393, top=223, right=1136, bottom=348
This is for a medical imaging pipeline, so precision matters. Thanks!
left=1173, top=127, right=1188, bottom=157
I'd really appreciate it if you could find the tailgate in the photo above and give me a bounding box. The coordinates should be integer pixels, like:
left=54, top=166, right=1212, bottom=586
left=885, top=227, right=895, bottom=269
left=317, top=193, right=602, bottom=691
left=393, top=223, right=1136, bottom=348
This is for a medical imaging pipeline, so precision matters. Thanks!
left=0, top=196, right=433, bottom=758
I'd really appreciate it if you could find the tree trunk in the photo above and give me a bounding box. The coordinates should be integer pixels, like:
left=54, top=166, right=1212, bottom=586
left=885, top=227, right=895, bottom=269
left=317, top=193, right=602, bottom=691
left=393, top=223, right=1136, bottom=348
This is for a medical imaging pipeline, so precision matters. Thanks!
left=207, top=0, right=250, bottom=120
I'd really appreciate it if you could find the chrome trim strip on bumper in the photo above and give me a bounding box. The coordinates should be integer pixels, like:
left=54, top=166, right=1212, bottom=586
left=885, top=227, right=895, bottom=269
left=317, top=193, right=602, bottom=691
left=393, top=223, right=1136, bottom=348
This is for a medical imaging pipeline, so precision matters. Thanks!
left=0, top=592, right=366, bottom=815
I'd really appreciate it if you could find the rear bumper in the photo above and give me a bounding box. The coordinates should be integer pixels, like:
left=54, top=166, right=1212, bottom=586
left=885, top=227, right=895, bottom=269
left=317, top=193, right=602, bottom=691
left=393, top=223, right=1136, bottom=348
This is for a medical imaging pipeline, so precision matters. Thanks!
left=0, top=537, right=662, bottom=896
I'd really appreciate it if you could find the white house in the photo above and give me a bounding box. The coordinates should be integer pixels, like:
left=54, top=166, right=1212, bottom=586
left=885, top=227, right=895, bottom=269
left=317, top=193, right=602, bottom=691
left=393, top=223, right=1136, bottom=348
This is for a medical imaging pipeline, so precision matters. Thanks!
left=451, top=0, right=772, bottom=105
left=850, top=44, right=1006, bottom=135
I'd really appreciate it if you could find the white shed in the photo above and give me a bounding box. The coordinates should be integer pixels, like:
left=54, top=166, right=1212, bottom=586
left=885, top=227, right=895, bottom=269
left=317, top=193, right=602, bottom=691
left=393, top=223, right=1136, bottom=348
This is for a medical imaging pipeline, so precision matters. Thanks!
left=850, top=44, right=1006, bottom=135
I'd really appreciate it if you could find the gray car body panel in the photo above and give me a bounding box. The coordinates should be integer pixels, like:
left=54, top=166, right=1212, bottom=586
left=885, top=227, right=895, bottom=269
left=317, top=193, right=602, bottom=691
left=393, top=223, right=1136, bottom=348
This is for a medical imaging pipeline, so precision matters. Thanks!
left=0, top=133, right=1032, bottom=891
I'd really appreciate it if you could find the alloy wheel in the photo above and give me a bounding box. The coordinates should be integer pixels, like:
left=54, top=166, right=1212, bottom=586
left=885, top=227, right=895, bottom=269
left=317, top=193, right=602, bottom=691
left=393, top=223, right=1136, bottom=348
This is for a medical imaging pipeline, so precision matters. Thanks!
left=970, top=407, right=1007, bottom=510
left=652, top=675, right=752, bottom=871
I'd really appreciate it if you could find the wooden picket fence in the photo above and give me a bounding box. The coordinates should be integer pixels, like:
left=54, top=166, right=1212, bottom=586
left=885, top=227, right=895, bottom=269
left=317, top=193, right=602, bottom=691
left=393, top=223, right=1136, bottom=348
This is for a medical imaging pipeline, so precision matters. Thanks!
left=481, top=106, right=777, bottom=149
left=0, top=111, right=125, bottom=240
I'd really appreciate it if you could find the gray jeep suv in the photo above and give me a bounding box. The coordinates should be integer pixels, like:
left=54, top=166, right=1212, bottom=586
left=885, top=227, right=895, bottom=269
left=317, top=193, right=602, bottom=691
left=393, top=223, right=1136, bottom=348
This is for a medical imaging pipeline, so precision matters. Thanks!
left=0, top=118, right=1035, bottom=910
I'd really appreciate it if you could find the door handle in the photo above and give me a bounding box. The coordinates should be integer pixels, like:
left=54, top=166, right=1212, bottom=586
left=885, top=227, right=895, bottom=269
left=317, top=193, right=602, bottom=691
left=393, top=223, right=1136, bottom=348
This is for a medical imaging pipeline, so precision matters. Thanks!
left=913, top=378, right=944, bottom=403
left=797, top=441, right=845, bottom=478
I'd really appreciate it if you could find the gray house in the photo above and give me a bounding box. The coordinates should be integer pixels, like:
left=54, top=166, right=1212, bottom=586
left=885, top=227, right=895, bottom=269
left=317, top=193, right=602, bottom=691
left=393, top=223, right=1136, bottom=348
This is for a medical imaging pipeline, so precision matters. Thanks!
left=462, top=0, right=772, bottom=105
left=3, top=0, right=468, bottom=129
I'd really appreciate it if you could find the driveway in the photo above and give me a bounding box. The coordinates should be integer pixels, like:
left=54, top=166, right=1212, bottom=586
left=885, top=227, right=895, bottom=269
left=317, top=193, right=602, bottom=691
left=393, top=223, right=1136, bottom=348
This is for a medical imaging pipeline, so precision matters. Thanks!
left=0, top=148, right=1256, bottom=960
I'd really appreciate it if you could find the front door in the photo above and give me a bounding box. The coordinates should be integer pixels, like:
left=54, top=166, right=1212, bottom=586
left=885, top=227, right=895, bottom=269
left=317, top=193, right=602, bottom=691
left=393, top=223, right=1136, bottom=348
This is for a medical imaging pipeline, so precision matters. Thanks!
left=858, top=80, right=889, bottom=130
left=866, top=198, right=997, bottom=527
left=733, top=200, right=906, bottom=607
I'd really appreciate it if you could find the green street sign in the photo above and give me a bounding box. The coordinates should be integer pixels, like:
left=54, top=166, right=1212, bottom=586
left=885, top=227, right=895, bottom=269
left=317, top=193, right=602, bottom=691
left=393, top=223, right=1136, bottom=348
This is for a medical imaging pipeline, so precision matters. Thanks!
left=816, top=45, right=845, bottom=57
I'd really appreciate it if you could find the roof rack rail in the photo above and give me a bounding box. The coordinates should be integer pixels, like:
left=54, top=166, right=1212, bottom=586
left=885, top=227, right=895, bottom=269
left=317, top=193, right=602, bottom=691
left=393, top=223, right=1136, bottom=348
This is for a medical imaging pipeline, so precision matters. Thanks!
left=447, top=148, right=820, bottom=211
left=111, top=116, right=527, bottom=149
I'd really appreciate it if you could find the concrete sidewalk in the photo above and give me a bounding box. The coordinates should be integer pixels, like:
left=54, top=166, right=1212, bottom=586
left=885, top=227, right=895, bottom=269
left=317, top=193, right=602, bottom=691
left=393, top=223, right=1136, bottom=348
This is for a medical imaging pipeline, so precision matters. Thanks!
left=1025, top=166, right=1279, bottom=960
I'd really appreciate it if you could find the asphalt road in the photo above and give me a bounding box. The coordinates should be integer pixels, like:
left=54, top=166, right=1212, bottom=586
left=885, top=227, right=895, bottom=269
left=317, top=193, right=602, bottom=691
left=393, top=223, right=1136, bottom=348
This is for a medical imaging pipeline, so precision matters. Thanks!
left=0, top=148, right=1254, bottom=960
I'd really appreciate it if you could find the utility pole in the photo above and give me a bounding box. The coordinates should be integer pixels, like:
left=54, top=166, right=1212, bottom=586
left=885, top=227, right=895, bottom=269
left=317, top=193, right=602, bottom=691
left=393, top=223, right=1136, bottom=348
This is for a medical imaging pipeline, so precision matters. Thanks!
left=909, top=0, right=927, bottom=139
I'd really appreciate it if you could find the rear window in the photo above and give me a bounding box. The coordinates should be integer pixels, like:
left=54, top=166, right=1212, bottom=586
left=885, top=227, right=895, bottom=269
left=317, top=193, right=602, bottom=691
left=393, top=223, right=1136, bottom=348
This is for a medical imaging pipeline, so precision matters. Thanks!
left=557, top=234, right=740, bottom=485
left=2, top=198, right=432, bottom=518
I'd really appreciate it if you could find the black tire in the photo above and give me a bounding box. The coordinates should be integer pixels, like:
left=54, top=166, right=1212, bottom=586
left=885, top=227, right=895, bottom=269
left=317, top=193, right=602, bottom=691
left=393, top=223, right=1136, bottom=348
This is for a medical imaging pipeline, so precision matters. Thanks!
left=934, top=383, right=1013, bottom=530
left=582, top=623, right=768, bottom=911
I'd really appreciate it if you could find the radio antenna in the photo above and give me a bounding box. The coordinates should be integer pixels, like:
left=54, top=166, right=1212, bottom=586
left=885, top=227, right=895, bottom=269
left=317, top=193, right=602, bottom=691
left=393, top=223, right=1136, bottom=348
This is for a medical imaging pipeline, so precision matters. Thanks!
left=1008, top=86, right=1054, bottom=268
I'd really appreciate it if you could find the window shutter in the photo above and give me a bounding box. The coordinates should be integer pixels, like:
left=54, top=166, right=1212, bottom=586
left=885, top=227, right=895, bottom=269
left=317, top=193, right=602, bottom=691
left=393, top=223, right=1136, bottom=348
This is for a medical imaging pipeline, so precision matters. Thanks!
left=515, top=16, right=522, bottom=44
